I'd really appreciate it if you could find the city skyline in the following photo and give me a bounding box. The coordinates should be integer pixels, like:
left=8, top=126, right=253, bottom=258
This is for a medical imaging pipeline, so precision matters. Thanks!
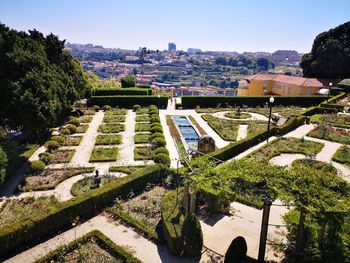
left=0, top=0, right=349, bottom=53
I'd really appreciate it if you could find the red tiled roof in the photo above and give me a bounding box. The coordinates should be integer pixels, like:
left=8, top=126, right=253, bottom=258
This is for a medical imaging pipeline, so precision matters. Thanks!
left=245, top=73, right=338, bottom=88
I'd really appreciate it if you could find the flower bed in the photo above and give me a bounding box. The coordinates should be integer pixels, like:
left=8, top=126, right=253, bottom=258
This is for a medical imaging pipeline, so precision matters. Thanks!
left=201, top=114, right=239, bottom=141
left=22, top=167, right=94, bottom=191
left=76, top=125, right=89, bottom=133
left=136, top=108, right=149, bottom=115
left=104, top=108, right=128, bottom=115
left=103, top=115, right=126, bottom=123
left=89, top=147, right=118, bottom=162
left=134, top=133, right=151, bottom=144
left=50, top=149, right=76, bottom=163
left=135, top=115, right=151, bottom=122
left=98, top=124, right=125, bottom=133
left=307, top=125, right=350, bottom=145
left=134, top=146, right=153, bottom=160
left=95, top=135, right=122, bottom=145
left=310, top=114, right=350, bottom=129
left=71, top=174, right=118, bottom=196
left=63, top=136, right=82, bottom=146
left=135, top=123, right=151, bottom=132
left=224, top=112, right=252, bottom=119
left=79, top=116, right=93, bottom=123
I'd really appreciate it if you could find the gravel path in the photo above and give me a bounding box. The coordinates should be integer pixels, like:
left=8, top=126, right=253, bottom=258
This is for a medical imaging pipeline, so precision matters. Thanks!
left=269, top=153, right=306, bottom=167
left=237, top=124, right=248, bottom=141
left=28, top=146, right=47, bottom=161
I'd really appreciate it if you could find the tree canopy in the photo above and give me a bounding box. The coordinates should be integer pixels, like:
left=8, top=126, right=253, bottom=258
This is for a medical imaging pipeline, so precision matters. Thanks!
left=120, top=75, right=136, bottom=88
left=300, top=21, right=350, bottom=78
left=0, top=24, right=90, bottom=139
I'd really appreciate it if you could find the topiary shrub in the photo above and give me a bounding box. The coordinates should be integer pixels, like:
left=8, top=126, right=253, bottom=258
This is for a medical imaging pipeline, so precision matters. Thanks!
left=181, top=213, right=203, bottom=256
left=224, top=236, right=248, bottom=263
left=154, top=147, right=169, bottom=155
left=153, top=137, right=166, bottom=147
left=149, top=109, right=158, bottom=115
left=60, top=128, right=70, bottom=135
left=151, top=122, right=162, bottom=128
left=151, top=132, right=164, bottom=139
left=102, top=105, right=112, bottom=111
left=51, top=135, right=65, bottom=145
left=148, top=104, right=158, bottom=109
left=132, top=104, right=141, bottom=111
left=67, top=117, right=80, bottom=127
left=45, top=140, right=60, bottom=152
left=151, top=116, right=161, bottom=123
left=151, top=126, right=163, bottom=133
left=154, top=153, right=170, bottom=165
left=92, top=105, right=100, bottom=112
left=29, top=160, right=45, bottom=174
left=66, top=124, right=77, bottom=134
left=39, top=152, right=53, bottom=165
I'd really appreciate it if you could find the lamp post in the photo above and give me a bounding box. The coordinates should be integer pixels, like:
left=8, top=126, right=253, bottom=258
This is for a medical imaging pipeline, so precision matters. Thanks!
left=258, top=197, right=273, bottom=262
left=327, top=82, right=333, bottom=102
left=267, top=97, right=274, bottom=143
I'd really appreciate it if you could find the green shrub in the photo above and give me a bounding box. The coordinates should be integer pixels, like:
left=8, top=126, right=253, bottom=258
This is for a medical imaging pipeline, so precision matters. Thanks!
left=121, top=75, right=136, bottom=88
left=149, top=109, right=158, bottom=115
left=181, top=213, right=203, bottom=256
left=152, top=137, right=166, bottom=147
left=133, top=104, right=141, bottom=111
left=92, top=105, right=100, bottom=111
left=154, top=153, right=170, bottom=165
left=60, top=128, right=70, bottom=135
left=151, top=126, right=163, bottom=133
left=66, top=124, right=77, bottom=134
left=149, top=104, right=158, bottom=110
left=151, top=132, right=164, bottom=139
left=94, top=88, right=149, bottom=96
left=0, top=146, right=8, bottom=185
left=136, top=84, right=151, bottom=89
left=151, top=122, right=162, bottom=128
left=151, top=115, right=161, bottom=123
left=50, top=135, right=65, bottom=145
left=29, top=160, right=45, bottom=174
left=102, top=105, right=112, bottom=111
left=67, top=117, right=80, bottom=127
left=224, top=236, right=248, bottom=263
left=89, top=96, right=168, bottom=108
left=39, top=152, right=53, bottom=165
left=154, top=147, right=169, bottom=155
left=45, top=140, right=60, bottom=152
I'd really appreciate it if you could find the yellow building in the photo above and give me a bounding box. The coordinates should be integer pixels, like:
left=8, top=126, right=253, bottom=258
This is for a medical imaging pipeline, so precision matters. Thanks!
left=238, top=73, right=335, bottom=96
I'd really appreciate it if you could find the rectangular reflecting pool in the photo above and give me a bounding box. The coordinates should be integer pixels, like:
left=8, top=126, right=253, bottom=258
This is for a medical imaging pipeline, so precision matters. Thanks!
left=172, top=116, right=199, bottom=150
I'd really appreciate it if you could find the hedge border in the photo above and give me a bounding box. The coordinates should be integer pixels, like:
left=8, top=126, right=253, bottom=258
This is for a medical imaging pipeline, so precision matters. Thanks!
left=89, top=96, right=168, bottom=108
left=34, top=230, right=141, bottom=263
left=181, top=95, right=328, bottom=108
left=93, top=87, right=152, bottom=96
left=0, top=165, right=165, bottom=257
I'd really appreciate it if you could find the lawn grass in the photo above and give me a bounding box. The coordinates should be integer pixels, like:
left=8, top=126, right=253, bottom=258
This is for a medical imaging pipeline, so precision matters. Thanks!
left=89, top=147, right=118, bottom=162
left=308, top=126, right=350, bottom=145
left=98, top=124, right=125, bottom=133
left=103, top=115, right=126, bottom=123
left=201, top=114, right=239, bottom=141
left=332, top=145, right=350, bottom=167
left=135, top=123, right=151, bottom=132
left=134, top=133, right=151, bottom=144
left=134, top=147, right=153, bottom=160
left=95, top=134, right=122, bottom=145
left=310, top=114, right=350, bottom=129
left=135, top=115, right=151, bottom=122
left=247, top=137, right=324, bottom=162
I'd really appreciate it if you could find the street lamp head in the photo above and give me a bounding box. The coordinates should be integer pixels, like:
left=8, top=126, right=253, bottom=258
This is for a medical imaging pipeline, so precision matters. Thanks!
left=329, top=82, right=333, bottom=87
left=269, top=97, right=274, bottom=104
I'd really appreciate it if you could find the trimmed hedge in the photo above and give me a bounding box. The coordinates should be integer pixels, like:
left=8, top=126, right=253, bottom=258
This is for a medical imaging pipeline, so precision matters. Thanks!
left=0, top=165, right=166, bottom=256
left=89, top=96, right=168, bottom=108
left=93, top=88, right=152, bottom=96
left=35, top=230, right=141, bottom=263
left=181, top=95, right=328, bottom=108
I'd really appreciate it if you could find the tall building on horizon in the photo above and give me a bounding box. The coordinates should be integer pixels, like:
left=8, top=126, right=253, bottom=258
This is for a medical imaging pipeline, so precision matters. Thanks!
left=168, top=43, right=176, bottom=52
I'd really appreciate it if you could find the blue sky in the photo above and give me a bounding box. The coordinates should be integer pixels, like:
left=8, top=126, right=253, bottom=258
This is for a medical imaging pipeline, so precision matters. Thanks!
left=1, top=0, right=349, bottom=53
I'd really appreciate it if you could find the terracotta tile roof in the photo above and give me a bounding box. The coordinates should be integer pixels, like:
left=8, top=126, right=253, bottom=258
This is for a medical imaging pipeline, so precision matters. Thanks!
left=245, top=73, right=338, bottom=88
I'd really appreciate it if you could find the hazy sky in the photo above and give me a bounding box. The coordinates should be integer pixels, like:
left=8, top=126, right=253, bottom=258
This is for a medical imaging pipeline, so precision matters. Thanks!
left=1, top=0, right=349, bottom=53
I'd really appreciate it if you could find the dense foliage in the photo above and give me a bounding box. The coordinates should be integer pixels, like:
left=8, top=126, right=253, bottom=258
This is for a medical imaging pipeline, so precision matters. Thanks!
left=0, top=146, right=8, bottom=185
left=181, top=213, right=203, bottom=256
left=0, top=24, right=90, bottom=139
left=301, top=21, right=350, bottom=78
left=121, top=75, right=136, bottom=87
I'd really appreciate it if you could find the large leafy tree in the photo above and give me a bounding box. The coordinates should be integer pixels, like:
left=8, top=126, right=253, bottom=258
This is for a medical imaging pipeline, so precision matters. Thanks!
left=0, top=24, right=90, bottom=140
left=300, top=21, right=350, bottom=78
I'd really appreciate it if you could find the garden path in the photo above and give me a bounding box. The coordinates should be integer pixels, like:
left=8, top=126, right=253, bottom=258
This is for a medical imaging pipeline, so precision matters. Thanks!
left=236, top=124, right=248, bottom=141
left=5, top=214, right=214, bottom=263
left=269, top=153, right=306, bottom=167
left=212, top=111, right=268, bottom=121
left=28, top=146, right=47, bottom=161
